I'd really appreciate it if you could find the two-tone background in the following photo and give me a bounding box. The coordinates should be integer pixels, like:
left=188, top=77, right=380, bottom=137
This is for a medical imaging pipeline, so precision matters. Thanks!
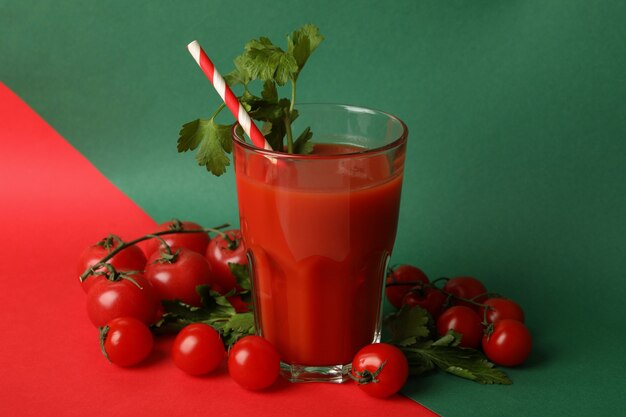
left=1, top=1, right=625, bottom=416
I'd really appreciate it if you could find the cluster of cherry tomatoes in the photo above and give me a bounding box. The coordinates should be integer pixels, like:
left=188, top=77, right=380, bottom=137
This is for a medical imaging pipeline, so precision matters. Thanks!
left=386, top=265, right=532, bottom=367
left=77, top=221, right=529, bottom=397
left=77, top=220, right=280, bottom=390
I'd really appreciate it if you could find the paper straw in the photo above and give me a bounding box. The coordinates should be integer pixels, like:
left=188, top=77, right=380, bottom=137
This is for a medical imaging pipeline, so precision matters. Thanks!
left=187, top=40, right=272, bottom=151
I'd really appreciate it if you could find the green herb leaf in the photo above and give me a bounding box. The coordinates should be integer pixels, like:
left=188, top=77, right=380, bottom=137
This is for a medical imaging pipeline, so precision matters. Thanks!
left=293, top=126, right=314, bottom=155
left=224, top=55, right=252, bottom=87
left=221, top=312, right=255, bottom=346
left=261, top=80, right=278, bottom=101
left=402, top=338, right=512, bottom=384
left=229, top=263, right=251, bottom=291
left=384, top=305, right=430, bottom=347
left=432, top=330, right=463, bottom=347
left=242, top=37, right=298, bottom=86
left=249, top=98, right=291, bottom=122
left=261, top=119, right=287, bottom=152
left=177, top=118, right=233, bottom=176
left=288, top=24, right=324, bottom=78
left=197, top=285, right=236, bottom=315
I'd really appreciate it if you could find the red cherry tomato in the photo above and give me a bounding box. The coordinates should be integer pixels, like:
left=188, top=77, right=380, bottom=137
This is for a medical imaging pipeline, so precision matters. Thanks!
left=206, top=230, right=247, bottom=294
left=385, top=265, right=429, bottom=309
left=351, top=343, right=409, bottom=398
left=228, top=336, right=280, bottom=390
left=479, top=298, right=525, bottom=324
left=171, top=323, right=225, bottom=375
left=436, top=306, right=484, bottom=349
left=77, top=236, right=146, bottom=293
left=402, top=286, right=447, bottom=320
left=86, top=272, right=159, bottom=327
left=482, top=319, right=532, bottom=366
left=100, top=317, right=153, bottom=367
left=144, top=247, right=214, bottom=306
left=144, top=220, right=210, bottom=259
left=443, top=276, right=488, bottom=309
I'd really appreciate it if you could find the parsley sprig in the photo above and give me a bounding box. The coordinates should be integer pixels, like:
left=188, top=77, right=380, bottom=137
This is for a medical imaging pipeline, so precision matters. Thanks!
left=178, top=24, right=324, bottom=175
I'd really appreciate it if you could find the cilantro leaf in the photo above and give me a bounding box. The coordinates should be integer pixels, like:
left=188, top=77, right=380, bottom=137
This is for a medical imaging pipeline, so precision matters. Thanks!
left=196, top=285, right=236, bottom=316
left=242, top=37, right=298, bottom=86
left=249, top=98, right=291, bottom=121
left=293, top=126, right=314, bottom=155
left=261, top=119, right=287, bottom=152
left=402, top=334, right=512, bottom=384
left=288, top=24, right=324, bottom=78
left=221, top=312, right=255, bottom=346
left=261, top=80, right=278, bottom=101
left=177, top=118, right=233, bottom=176
left=224, top=55, right=252, bottom=87
left=384, top=305, right=430, bottom=346
left=153, top=284, right=255, bottom=347
left=229, top=263, right=251, bottom=291
left=432, top=330, right=463, bottom=347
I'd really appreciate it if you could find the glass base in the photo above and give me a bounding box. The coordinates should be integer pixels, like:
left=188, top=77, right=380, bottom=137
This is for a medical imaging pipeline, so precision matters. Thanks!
left=280, top=362, right=352, bottom=383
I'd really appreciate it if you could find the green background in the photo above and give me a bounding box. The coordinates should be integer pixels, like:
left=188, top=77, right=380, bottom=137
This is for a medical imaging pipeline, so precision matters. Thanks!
left=2, top=1, right=625, bottom=415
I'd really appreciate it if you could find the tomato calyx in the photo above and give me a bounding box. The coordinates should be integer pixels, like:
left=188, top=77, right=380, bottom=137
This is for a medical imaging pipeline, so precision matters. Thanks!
left=146, top=234, right=181, bottom=264
left=349, top=360, right=388, bottom=385
left=91, top=262, right=144, bottom=289
left=167, top=218, right=185, bottom=232
left=213, top=230, right=241, bottom=251
left=225, top=235, right=240, bottom=251
left=483, top=322, right=495, bottom=339
left=96, top=234, right=125, bottom=252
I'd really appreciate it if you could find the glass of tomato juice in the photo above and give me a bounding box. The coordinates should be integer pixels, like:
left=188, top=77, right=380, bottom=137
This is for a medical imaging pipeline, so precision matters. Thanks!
left=232, top=104, right=408, bottom=382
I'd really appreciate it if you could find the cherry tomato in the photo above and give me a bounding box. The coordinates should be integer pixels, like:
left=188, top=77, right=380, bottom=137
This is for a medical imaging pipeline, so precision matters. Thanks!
left=443, top=276, right=488, bottom=309
left=86, top=272, right=159, bottom=327
left=100, top=317, right=153, bottom=367
left=436, top=306, right=483, bottom=349
left=206, top=230, right=247, bottom=294
left=228, top=336, right=280, bottom=390
left=385, top=265, right=429, bottom=309
left=479, top=298, right=525, bottom=324
left=144, top=247, right=214, bottom=306
left=77, top=235, right=146, bottom=293
left=144, top=220, right=210, bottom=259
left=171, top=323, right=225, bottom=375
left=351, top=343, right=408, bottom=398
left=402, top=286, right=447, bottom=320
left=482, top=319, right=532, bottom=366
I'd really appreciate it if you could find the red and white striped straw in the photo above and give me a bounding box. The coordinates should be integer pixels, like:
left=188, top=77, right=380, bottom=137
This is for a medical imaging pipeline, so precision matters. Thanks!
left=187, top=40, right=272, bottom=151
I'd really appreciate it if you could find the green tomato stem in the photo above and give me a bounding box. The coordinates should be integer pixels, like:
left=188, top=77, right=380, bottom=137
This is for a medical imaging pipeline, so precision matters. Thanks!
left=79, top=223, right=230, bottom=282
left=386, top=279, right=493, bottom=310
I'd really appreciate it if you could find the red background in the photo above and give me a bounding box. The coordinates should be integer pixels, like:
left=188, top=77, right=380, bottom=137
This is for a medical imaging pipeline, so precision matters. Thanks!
left=0, top=83, right=437, bottom=416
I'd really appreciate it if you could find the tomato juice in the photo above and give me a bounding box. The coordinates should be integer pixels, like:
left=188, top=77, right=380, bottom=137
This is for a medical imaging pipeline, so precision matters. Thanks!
left=233, top=103, right=408, bottom=380
left=235, top=144, right=404, bottom=366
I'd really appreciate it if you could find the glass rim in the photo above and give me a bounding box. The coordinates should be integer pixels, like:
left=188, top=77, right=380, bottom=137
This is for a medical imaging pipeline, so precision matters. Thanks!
left=232, top=103, right=408, bottom=160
